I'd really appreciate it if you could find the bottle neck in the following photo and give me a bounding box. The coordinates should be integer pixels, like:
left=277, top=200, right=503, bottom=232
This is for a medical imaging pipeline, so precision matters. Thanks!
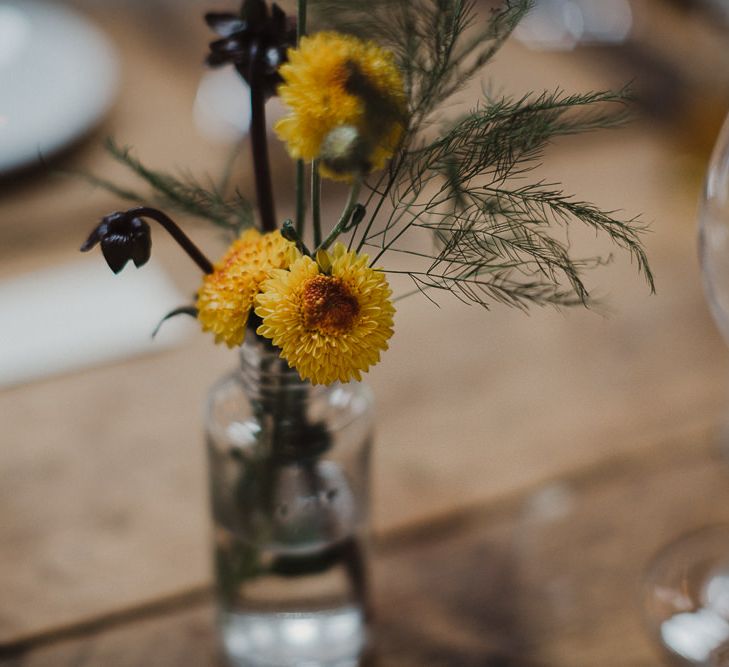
left=238, top=329, right=327, bottom=402
left=238, top=329, right=332, bottom=458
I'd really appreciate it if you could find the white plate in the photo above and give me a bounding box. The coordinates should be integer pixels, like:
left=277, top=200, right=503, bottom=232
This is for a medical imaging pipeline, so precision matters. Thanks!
left=0, top=1, right=119, bottom=174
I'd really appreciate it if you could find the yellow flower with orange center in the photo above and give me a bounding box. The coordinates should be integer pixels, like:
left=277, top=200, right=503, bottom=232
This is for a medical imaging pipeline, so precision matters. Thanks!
left=255, top=243, right=395, bottom=384
left=275, top=31, right=407, bottom=181
left=197, top=229, right=299, bottom=347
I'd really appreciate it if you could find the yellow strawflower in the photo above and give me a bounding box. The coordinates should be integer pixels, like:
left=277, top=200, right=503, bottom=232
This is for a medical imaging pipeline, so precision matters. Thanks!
left=275, top=31, right=406, bottom=180
left=255, top=243, right=395, bottom=384
left=197, top=229, right=299, bottom=347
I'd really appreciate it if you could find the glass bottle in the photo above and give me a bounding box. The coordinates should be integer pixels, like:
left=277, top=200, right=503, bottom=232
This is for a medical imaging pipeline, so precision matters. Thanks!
left=205, top=331, right=374, bottom=667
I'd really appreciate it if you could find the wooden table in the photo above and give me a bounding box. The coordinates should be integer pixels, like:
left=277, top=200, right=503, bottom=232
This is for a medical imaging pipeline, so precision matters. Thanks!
left=2, top=1, right=729, bottom=665
left=7, top=429, right=729, bottom=666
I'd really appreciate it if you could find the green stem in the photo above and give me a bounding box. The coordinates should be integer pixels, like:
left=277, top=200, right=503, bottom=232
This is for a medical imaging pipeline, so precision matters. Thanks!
left=297, top=0, right=307, bottom=39
left=317, top=177, right=362, bottom=252
left=294, top=0, right=307, bottom=237
left=356, top=153, right=403, bottom=253
left=295, top=160, right=306, bottom=237
left=312, top=161, right=322, bottom=247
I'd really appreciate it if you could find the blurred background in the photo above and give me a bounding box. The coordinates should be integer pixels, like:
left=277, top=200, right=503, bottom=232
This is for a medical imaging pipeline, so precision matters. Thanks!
left=5, top=0, right=729, bottom=664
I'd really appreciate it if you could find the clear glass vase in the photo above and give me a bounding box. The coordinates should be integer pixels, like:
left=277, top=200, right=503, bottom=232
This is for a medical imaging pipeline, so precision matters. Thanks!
left=205, top=330, right=374, bottom=667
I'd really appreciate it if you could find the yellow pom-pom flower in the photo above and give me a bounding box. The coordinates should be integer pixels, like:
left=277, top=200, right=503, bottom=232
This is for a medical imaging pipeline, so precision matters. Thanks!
left=197, top=229, right=299, bottom=348
left=275, top=31, right=407, bottom=181
left=255, top=243, right=395, bottom=384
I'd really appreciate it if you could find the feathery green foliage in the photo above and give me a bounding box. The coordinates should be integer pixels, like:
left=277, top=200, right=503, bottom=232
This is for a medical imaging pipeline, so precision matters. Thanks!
left=353, top=88, right=652, bottom=309
left=78, top=0, right=653, bottom=312
left=312, top=0, right=532, bottom=131
left=77, top=139, right=253, bottom=235
left=310, top=0, right=653, bottom=309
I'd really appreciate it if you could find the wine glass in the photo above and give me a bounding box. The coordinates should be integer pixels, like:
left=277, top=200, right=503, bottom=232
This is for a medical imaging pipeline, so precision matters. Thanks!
left=642, top=113, right=729, bottom=666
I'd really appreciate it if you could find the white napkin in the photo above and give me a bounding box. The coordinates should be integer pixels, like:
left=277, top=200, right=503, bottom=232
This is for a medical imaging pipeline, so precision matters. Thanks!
left=0, top=261, right=191, bottom=389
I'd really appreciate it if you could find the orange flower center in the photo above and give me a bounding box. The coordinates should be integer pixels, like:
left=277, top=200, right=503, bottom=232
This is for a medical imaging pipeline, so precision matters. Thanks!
left=302, top=275, right=360, bottom=333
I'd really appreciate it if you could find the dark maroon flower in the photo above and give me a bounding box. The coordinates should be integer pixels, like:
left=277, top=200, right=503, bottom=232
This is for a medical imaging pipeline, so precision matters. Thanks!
left=205, top=0, right=296, bottom=99
left=80, top=211, right=151, bottom=274
left=81, top=206, right=214, bottom=275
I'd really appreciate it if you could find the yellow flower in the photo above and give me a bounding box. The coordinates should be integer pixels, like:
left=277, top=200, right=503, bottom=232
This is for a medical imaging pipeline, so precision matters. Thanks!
left=255, top=243, right=395, bottom=384
left=197, top=229, right=298, bottom=347
left=275, top=31, right=406, bottom=181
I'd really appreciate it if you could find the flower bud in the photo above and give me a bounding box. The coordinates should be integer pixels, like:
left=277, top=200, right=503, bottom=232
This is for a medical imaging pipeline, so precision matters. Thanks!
left=319, top=125, right=370, bottom=177
left=80, top=211, right=151, bottom=274
left=280, top=219, right=298, bottom=243
left=344, top=204, right=367, bottom=232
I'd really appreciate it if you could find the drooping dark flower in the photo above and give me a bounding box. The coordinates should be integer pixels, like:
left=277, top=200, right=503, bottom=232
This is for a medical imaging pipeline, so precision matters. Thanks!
left=80, top=211, right=151, bottom=274
left=205, top=0, right=296, bottom=99
left=81, top=206, right=214, bottom=275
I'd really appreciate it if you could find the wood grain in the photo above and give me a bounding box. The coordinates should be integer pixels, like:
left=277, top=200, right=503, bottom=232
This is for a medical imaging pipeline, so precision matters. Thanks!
left=5, top=425, right=727, bottom=666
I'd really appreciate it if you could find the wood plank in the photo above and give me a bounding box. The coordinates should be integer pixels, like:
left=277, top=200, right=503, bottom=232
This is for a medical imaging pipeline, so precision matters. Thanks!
left=6, top=424, right=727, bottom=666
